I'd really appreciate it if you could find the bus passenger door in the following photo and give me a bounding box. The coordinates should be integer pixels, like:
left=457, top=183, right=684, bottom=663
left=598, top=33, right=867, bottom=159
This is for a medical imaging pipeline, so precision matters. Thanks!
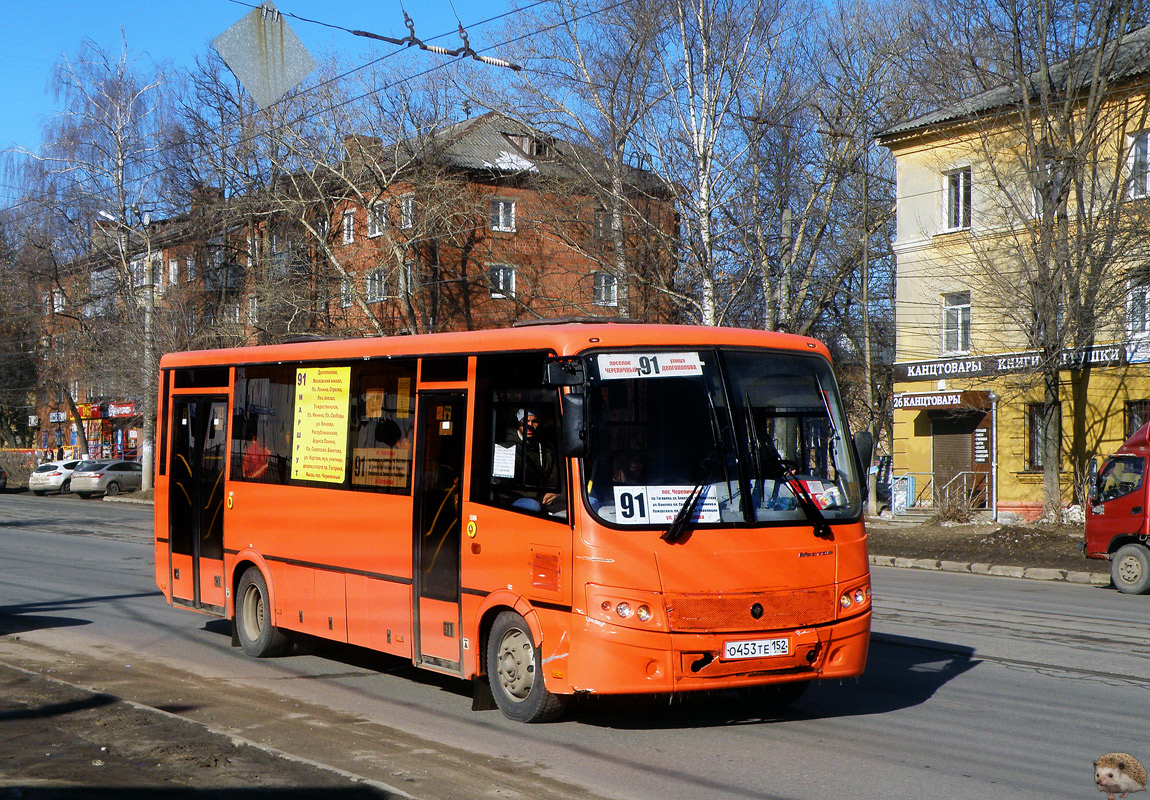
left=412, top=392, right=466, bottom=673
left=168, top=396, right=228, bottom=613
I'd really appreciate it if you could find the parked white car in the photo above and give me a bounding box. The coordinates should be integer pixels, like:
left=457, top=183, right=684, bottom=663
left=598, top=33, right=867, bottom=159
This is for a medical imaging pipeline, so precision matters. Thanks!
left=28, top=460, right=83, bottom=495
left=72, top=460, right=144, bottom=498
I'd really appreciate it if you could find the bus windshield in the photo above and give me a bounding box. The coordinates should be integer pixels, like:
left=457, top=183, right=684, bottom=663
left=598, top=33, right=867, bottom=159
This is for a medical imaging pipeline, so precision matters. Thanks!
left=584, top=348, right=862, bottom=528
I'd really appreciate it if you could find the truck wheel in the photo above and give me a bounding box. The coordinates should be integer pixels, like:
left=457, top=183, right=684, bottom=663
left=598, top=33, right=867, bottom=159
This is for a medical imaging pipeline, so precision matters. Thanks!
left=486, top=611, right=567, bottom=723
left=1111, top=544, right=1150, bottom=594
left=235, top=567, right=291, bottom=656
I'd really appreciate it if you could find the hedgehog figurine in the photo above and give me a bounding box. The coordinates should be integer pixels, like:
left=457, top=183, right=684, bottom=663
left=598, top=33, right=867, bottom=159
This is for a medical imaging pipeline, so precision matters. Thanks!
left=1095, top=753, right=1147, bottom=799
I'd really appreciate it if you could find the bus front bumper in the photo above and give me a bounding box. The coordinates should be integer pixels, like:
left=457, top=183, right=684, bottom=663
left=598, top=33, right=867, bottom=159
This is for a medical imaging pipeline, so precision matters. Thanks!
left=563, top=611, right=870, bottom=696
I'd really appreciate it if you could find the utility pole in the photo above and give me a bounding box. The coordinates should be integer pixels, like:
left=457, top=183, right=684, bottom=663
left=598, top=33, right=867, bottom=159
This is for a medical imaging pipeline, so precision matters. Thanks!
left=862, top=137, right=877, bottom=518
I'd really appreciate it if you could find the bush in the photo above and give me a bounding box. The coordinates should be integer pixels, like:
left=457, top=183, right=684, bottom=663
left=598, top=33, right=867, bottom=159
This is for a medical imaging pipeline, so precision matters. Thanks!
left=928, top=490, right=980, bottom=525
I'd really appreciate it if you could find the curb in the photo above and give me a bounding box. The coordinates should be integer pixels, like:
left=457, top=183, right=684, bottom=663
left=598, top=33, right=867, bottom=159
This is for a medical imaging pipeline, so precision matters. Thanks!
left=869, top=554, right=1110, bottom=585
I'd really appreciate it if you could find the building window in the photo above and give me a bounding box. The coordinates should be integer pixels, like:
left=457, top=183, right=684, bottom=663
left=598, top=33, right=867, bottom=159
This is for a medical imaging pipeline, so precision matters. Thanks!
left=399, top=195, right=415, bottom=230
left=592, top=208, right=610, bottom=240
left=342, top=209, right=355, bottom=244
left=168, top=258, right=179, bottom=285
left=365, top=268, right=386, bottom=303
left=340, top=277, right=353, bottom=308
left=1130, top=132, right=1150, bottom=198
left=490, top=265, right=515, bottom=299
left=247, top=296, right=259, bottom=323
left=1026, top=402, right=1059, bottom=471
left=1128, top=281, right=1150, bottom=336
left=491, top=199, right=516, bottom=232
left=944, top=167, right=972, bottom=231
left=593, top=272, right=617, bottom=306
left=1127, top=400, right=1150, bottom=438
left=185, top=254, right=196, bottom=282
left=942, top=291, right=971, bottom=354
left=50, top=290, right=65, bottom=315
left=367, top=202, right=385, bottom=237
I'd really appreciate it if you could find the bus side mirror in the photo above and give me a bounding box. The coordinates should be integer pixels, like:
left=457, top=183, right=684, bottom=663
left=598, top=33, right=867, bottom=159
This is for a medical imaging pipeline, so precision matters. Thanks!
left=852, top=430, right=874, bottom=478
left=561, top=392, right=586, bottom=458
left=544, top=358, right=585, bottom=387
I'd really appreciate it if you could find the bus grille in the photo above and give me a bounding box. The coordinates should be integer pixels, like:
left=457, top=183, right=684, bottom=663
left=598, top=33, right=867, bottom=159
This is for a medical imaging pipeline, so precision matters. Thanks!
left=664, top=588, right=836, bottom=633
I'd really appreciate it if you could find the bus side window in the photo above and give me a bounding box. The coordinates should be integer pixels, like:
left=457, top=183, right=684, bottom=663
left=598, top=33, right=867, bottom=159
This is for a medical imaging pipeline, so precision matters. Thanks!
left=231, top=365, right=295, bottom=484
left=349, top=360, right=416, bottom=494
left=472, top=352, right=567, bottom=519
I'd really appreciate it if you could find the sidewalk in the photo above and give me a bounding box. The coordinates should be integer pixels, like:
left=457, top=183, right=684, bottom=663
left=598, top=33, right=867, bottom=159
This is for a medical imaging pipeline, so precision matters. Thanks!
left=868, top=553, right=1110, bottom=585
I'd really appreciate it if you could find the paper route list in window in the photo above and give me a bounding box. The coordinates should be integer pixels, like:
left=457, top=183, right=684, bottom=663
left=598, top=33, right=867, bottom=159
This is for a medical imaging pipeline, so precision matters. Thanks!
left=291, top=366, right=351, bottom=483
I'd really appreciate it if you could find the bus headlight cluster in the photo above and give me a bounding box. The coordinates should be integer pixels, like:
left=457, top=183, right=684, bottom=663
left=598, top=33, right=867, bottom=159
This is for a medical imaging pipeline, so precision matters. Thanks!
left=839, top=584, right=871, bottom=612
left=589, top=586, right=666, bottom=630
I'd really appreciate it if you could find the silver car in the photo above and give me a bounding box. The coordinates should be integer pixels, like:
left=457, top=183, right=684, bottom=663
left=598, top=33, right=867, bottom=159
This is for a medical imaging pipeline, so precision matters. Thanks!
left=72, top=460, right=144, bottom=498
left=28, top=460, right=83, bottom=495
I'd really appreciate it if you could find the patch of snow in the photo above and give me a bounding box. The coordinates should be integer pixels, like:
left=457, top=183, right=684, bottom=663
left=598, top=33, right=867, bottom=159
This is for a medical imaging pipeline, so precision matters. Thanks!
left=484, top=150, right=538, bottom=173
left=1061, top=504, right=1085, bottom=524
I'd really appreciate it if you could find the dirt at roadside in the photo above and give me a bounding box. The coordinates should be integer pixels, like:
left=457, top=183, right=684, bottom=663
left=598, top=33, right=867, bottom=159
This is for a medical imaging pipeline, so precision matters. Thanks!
left=866, top=518, right=1108, bottom=575
left=0, top=662, right=394, bottom=799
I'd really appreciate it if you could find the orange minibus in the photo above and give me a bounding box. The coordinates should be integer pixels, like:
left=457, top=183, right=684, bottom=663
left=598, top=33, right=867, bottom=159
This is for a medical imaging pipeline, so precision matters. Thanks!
left=154, top=322, right=872, bottom=722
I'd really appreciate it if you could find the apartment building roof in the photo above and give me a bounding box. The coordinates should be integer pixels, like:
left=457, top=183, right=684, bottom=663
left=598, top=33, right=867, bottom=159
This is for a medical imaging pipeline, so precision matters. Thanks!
left=878, top=22, right=1150, bottom=142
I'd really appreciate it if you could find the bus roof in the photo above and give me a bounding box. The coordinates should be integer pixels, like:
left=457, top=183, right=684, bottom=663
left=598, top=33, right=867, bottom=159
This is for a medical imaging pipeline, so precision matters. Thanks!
left=159, top=322, right=832, bottom=369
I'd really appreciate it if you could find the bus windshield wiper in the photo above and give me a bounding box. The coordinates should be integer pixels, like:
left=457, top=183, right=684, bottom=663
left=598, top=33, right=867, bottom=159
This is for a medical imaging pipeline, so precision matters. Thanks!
left=762, top=444, right=834, bottom=540
left=662, top=453, right=716, bottom=544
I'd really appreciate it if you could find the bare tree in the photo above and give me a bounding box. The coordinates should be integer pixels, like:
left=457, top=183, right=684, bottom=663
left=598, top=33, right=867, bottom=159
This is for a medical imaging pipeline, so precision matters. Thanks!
left=8, top=37, right=169, bottom=484
left=490, top=0, right=674, bottom=319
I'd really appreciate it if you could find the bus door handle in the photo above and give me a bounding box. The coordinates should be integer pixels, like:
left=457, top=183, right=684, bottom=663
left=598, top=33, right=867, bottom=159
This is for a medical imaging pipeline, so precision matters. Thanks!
left=1133, top=506, right=1143, bottom=515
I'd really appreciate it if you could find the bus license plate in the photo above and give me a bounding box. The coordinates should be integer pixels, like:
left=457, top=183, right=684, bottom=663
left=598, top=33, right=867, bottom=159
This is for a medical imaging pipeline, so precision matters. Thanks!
left=723, top=637, right=790, bottom=660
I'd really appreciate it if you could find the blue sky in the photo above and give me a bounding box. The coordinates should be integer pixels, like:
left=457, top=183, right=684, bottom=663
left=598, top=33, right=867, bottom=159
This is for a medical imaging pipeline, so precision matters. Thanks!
left=0, top=0, right=514, bottom=156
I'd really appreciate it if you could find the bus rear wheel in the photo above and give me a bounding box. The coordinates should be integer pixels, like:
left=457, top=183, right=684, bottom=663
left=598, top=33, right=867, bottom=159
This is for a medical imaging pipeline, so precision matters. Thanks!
left=235, top=567, right=290, bottom=657
left=486, top=611, right=567, bottom=723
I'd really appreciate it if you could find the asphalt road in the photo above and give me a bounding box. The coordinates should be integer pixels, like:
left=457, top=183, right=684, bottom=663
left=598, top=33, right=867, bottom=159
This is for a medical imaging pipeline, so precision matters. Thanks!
left=1, top=492, right=1147, bottom=799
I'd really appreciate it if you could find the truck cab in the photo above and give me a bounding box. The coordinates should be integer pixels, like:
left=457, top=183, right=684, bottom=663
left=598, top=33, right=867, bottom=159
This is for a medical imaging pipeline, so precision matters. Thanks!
left=1085, top=423, right=1150, bottom=593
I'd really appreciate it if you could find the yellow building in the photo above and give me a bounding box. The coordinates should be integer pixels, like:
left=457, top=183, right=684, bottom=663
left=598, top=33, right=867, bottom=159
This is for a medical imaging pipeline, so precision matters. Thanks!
left=877, top=27, right=1150, bottom=520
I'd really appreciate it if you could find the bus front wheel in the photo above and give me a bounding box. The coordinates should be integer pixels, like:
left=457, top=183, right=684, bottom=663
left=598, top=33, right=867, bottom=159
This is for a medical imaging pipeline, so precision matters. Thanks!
left=235, top=567, right=290, bottom=657
left=486, top=611, right=567, bottom=723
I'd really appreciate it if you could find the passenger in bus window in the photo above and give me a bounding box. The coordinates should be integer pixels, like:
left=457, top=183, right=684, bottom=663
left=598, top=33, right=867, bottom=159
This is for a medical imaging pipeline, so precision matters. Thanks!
left=493, top=407, right=564, bottom=514
left=242, top=429, right=270, bottom=480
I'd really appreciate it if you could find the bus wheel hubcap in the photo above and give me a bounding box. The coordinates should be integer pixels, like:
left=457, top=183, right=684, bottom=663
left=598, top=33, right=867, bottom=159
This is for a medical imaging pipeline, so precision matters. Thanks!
left=497, top=629, right=534, bottom=701
left=242, top=587, right=264, bottom=639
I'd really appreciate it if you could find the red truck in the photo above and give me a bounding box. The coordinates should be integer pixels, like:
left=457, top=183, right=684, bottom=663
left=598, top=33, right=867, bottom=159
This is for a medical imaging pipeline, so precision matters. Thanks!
left=1086, top=423, right=1150, bottom=593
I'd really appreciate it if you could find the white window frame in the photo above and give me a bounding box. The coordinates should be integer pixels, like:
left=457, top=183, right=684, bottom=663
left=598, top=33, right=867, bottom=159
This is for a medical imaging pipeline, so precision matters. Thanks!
left=367, top=202, right=385, bottom=237
left=399, top=195, right=415, bottom=230
left=943, top=166, right=972, bottom=231
left=1128, top=280, right=1150, bottom=336
left=942, top=291, right=972, bottom=354
left=593, top=272, right=617, bottom=307
left=185, top=254, right=196, bottom=282
left=365, top=268, right=386, bottom=303
left=342, top=209, right=355, bottom=244
left=340, top=277, right=354, bottom=308
left=490, top=264, right=515, bottom=299
left=168, top=258, right=179, bottom=285
left=247, top=296, right=259, bottom=323
left=491, top=199, right=516, bottom=233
